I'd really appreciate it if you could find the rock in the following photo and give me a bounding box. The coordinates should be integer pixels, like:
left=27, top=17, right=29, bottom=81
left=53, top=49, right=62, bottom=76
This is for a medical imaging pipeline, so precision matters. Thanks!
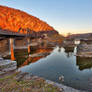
left=59, top=75, right=64, bottom=82
left=59, top=88, right=63, bottom=92
left=15, top=72, right=30, bottom=82
left=32, top=76, right=39, bottom=80
left=46, top=81, right=55, bottom=85
left=0, top=59, right=17, bottom=75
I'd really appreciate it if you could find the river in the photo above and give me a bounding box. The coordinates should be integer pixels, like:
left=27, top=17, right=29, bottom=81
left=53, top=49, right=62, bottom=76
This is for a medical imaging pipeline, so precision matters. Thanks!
left=4, top=45, right=92, bottom=92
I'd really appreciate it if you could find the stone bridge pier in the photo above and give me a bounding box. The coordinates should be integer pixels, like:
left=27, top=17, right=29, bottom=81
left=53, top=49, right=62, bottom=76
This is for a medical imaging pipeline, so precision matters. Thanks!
left=9, top=37, right=31, bottom=60
left=10, top=38, right=15, bottom=61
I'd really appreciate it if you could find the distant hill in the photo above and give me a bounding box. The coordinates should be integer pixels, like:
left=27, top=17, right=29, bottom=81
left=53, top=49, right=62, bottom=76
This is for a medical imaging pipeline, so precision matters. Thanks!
left=67, top=33, right=92, bottom=39
left=0, top=5, right=58, bottom=35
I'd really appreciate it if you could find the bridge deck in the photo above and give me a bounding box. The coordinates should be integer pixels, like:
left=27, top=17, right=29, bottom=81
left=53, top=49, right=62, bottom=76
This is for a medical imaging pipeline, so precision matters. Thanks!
left=0, top=29, right=31, bottom=37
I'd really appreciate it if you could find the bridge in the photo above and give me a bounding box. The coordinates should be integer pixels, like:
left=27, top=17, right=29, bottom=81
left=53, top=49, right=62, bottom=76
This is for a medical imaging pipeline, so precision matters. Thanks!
left=0, top=28, right=34, bottom=37
left=0, top=28, right=34, bottom=61
left=0, top=29, right=24, bottom=37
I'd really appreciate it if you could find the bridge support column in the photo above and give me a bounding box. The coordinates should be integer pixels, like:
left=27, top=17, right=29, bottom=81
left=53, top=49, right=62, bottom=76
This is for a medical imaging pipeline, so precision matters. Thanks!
left=27, top=38, right=31, bottom=54
left=10, top=38, right=15, bottom=61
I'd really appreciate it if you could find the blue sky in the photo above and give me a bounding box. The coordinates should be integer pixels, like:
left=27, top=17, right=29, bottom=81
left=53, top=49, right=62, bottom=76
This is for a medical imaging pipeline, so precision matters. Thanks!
left=0, top=0, right=92, bottom=35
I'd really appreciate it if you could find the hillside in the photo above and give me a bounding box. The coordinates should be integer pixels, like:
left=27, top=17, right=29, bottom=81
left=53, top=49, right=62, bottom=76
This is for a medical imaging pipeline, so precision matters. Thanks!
left=0, top=5, right=57, bottom=34
left=67, top=33, right=92, bottom=40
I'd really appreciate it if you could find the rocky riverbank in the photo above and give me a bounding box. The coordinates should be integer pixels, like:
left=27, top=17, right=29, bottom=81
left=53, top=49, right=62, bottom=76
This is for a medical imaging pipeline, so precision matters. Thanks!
left=0, top=55, right=87, bottom=92
left=0, top=71, right=86, bottom=92
left=0, top=71, right=61, bottom=92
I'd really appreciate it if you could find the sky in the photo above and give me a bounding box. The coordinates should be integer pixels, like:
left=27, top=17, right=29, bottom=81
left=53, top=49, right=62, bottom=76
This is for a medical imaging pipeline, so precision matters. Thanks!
left=0, top=0, right=92, bottom=35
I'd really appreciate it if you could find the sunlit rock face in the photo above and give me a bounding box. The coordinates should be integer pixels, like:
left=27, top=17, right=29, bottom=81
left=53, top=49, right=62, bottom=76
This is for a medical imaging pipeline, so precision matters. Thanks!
left=0, top=5, right=58, bottom=35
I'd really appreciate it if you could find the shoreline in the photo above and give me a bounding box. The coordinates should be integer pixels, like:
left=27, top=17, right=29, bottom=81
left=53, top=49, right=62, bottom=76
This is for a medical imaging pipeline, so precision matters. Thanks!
left=0, top=43, right=89, bottom=92
left=0, top=48, right=88, bottom=92
left=0, top=70, right=87, bottom=92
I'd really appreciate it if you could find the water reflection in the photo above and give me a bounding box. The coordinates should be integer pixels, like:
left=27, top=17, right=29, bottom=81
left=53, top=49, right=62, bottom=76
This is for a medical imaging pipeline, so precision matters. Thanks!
left=20, top=47, right=53, bottom=67
left=21, top=56, right=44, bottom=67
left=64, top=47, right=74, bottom=58
left=4, top=44, right=92, bottom=71
left=2, top=43, right=92, bottom=91
left=58, top=45, right=62, bottom=52
left=14, top=49, right=28, bottom=67
left=76, top=56, right=92, bottom=70
left=64, top=46, right=92, bottom=70
left=13, top=46, right=53, bottom=67
left=19, top=46, right=92, bottom=91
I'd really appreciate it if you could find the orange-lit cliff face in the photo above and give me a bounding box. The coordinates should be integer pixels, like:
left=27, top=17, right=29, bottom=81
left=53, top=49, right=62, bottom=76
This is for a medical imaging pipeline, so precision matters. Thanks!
left=0, top=5, right=56, bottom=34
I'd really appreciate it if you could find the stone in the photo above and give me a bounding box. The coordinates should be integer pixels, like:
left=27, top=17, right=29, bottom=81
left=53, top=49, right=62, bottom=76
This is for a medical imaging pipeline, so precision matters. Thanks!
left=59, top=75, right=64, bottom=82
left=15, top=72, right=30, bottom=82
left=0, top=59, right=17, bottom=75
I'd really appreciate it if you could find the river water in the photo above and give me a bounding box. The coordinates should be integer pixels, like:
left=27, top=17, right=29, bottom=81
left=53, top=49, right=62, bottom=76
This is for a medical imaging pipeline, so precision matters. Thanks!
left=4, top=45, right=92, bottom=91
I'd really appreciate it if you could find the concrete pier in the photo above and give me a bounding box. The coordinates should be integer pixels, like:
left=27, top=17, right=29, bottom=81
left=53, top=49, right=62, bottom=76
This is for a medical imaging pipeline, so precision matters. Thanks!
left=27, top=38, right=31, bottom=54
left=10, top=38, right=15, bottom=60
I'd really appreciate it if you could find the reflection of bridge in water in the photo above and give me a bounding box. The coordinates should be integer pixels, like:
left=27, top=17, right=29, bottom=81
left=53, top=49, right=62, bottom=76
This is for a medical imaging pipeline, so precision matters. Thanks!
left=9, top=46, right=54, bottom=67
left=63, top=46, right=74, bottom=57
left=0, top=29, right=35, bottom=61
